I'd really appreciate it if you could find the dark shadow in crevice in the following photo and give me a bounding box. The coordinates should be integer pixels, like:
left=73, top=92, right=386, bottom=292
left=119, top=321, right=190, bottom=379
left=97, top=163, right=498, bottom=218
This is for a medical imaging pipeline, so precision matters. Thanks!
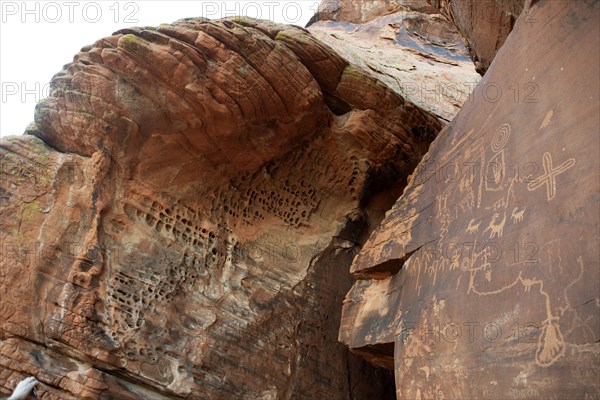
left=323, top=91, right=353, bottom=116
left=347, top=346, right=396, bottom=400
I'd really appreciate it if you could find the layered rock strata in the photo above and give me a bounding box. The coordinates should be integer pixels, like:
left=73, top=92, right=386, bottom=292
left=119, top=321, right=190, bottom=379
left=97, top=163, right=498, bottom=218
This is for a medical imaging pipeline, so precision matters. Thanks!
left=0, top=17, right=442, bottom=399
left=310, top=0, right=529, bottom=75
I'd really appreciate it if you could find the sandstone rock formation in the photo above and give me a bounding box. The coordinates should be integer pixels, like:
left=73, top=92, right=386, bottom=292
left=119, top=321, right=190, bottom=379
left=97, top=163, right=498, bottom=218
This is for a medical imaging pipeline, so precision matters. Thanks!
left=309, top=0, right=528, bottom=75
left=307, top=0, right=438, bottom=25
left=339, top=0, right=600, bottom=398
left=2, top=0, right=598, bottom=399
left=308, top=10, right=480, bottom=122
left=428, top=0, right=527, bottom=74
left=0, top=17, right=443, bottom=399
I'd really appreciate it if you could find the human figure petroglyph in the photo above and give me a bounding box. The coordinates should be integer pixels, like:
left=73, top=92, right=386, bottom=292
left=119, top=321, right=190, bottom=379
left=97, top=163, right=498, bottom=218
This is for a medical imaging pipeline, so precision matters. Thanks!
left=465, top=239, right=587, bottom=368
left=484, top=124, right=510, bottom=192
left=485, top=150, right=506, bottom=191
left=430, top=123, right=581, bottom=369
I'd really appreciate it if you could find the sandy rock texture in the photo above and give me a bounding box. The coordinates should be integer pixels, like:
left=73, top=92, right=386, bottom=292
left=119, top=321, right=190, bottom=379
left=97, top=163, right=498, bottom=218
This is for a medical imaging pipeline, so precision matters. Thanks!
left=3, top=0, right=596, bottom=398
left=0, top=17, right=444, bottom=399
left=308, top=10, right=480, bottom=122
left=308, top=0, right=527, bottom=75
left=428, top=0, right=528, bottom=74
left=339, top=0, right=600, bottom=398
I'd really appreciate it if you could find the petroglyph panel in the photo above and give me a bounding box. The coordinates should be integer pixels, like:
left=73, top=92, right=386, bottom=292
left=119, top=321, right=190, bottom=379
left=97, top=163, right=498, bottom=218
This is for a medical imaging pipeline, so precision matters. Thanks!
left=340, top=1, right=600, bottom=398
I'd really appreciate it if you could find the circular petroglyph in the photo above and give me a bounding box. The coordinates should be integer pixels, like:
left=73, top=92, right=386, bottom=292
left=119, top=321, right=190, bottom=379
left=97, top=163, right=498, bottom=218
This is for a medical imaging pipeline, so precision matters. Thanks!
left=491, top=123, right=511, bottom=152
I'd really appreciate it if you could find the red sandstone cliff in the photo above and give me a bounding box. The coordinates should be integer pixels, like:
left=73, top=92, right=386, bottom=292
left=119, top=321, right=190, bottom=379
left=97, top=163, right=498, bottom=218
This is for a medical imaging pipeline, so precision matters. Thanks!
left=1, top=1, right=598, bottom=399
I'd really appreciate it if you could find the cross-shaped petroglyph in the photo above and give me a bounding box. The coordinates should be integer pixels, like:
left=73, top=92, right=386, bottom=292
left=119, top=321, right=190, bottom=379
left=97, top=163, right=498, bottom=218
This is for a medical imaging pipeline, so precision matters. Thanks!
left=527, top=152, right=575, bottom=201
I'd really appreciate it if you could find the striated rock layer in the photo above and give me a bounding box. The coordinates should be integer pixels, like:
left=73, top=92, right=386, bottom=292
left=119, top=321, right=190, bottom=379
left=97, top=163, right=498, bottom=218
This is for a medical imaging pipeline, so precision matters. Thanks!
left=308, top=10, right=480, bottom=122
left=428, top=0, right=527, bottom=74
left=307, top=0, right=438, bottom=25
left=339, top=0, right=600, bottom=398
left=308, top=0, right=527, bottom=76
left=0, top=17, right=443, bottom=399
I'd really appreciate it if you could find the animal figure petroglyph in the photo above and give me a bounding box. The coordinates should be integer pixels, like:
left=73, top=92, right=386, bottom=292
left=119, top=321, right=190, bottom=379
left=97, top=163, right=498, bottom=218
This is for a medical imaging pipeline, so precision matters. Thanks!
left=466, top=218, right=481, bottom=234
left=437, top=124, right=577, bottom=369
left=483, top=212, right=506, bottom=239
left=511, top=206, right=526, bottom=223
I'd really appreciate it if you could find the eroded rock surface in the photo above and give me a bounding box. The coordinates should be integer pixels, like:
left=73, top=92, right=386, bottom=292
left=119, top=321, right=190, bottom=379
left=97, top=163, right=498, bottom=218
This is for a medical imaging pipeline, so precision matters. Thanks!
left=308, top=11, right=480, bottom=122
left=0, top=17, right=441, bottom=399
left=309, top=0, right=439, bottom=25
left=340, top=1, right=600, bottom=398
left=311, top=0, right=530, bottom=76
left=429, top=0, right=528, bottom=74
